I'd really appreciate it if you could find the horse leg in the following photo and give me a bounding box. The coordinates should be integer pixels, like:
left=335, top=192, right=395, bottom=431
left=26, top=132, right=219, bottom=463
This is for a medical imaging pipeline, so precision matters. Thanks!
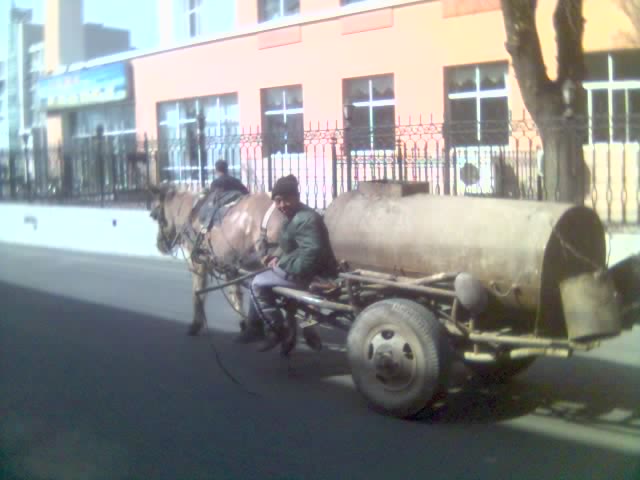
left=224, top=280, right=246, bottom=318
left=188, top=265, right=208, bottom=336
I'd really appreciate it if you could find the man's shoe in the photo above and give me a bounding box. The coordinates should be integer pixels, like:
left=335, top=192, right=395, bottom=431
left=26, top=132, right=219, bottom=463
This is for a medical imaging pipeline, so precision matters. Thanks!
left=302, top=327, right=322, bottom=351
left=233, top=326, right=265, bottom=344
left=257, top=326, right=288, bottom=352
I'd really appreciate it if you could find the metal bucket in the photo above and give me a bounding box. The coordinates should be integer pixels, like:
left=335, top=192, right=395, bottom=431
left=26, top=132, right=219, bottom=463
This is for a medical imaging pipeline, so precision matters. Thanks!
left=559, top=272, right=622, bottom=341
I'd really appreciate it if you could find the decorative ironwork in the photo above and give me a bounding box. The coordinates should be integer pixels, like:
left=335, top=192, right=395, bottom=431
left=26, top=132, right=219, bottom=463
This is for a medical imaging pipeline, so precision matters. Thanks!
left=1, top=117, right=638, bottom=228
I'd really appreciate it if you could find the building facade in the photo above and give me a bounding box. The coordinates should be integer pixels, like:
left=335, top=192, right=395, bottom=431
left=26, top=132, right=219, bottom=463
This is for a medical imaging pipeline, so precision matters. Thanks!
left=0, top=8, right=43, bottom=152
left=33, top=0, right=640, bottom=221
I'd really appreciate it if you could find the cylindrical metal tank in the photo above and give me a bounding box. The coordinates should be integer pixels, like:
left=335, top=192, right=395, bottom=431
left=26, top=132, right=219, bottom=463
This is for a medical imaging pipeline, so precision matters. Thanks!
left=324, top=183, right=607, bottom=338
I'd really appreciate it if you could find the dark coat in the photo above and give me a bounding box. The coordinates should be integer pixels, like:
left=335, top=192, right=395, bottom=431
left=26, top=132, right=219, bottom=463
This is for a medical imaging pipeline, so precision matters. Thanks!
left=210, top=174, right=249, bottom=195
left=276, top=205, right=338, bottom=282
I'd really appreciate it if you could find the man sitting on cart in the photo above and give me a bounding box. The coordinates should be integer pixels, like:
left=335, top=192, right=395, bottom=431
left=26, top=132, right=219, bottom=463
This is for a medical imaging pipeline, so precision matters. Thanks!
left=234, top=174, right=338, bottom=351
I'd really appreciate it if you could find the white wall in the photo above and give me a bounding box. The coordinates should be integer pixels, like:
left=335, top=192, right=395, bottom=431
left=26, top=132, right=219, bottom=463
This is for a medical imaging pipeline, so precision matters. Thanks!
left=0, top=203, right=164, bottom=258
left=0, top=202, right=637, bottom=265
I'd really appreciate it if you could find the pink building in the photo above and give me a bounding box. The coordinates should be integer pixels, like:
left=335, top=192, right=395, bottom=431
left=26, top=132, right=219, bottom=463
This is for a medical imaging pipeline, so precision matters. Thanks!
left=41, top=0, right=640, bottom=218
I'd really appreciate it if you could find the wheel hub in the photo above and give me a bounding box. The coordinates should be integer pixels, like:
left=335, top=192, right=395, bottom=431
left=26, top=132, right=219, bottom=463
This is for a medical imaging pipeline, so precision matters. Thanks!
left=367, top=327, right=416, bottom=391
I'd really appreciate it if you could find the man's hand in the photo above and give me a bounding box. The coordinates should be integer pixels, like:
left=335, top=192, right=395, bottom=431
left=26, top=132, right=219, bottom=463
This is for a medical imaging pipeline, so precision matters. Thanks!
left=261, top=255, right=278, bottom=268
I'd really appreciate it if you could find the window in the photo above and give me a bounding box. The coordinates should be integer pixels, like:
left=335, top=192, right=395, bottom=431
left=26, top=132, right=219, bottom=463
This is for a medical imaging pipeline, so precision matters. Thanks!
left=258, top=0, right=299, bottom=23
left=445, top=62, right=509, bottom=146
left=261, top=85, right=304, bottom=155
left=74, top=103, right=136, bottom=138
left=584, top=50, right=640, bottom=143
left=184, top=0, right=203, bottom=38
left=157, top=93, right=239, bottom=182
left=343, top=74, right=395, bottom=151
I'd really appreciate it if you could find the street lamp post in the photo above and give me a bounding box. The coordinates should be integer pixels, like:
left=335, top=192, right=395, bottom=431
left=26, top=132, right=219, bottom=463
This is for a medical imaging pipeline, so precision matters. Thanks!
left=197, top=112, right=208, bottom=189
left=21, top=132, right=31, bottom=201
left=343, top=104, right=354, bottom=192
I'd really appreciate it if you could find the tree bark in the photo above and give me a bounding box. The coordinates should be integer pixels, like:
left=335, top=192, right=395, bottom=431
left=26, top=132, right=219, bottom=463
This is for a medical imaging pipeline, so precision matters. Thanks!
left=500, top=0, right=586, bottom=204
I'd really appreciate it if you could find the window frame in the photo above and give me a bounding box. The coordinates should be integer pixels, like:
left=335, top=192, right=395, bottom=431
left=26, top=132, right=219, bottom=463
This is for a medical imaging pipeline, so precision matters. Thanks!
left=72, top=103, right=137, bottom=139
left=343, top=73, right=396, bottom=153
left=584, top=50, right=640, bottom=144
left=157, top=93, right=240, bottom=184
left=261, top=85, right=304, bottom=156
left=445, top=62, right=509, bottom=147
left=184, top=0, right=203, bottom=38
left=258, top=0, right=300, bottom=23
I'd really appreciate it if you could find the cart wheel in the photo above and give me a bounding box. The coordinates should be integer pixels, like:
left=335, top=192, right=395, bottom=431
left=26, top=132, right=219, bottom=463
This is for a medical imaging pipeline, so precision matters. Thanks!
left=347, top=299, right=451, bottom=418
left=465, top=357, right=536, bottom=383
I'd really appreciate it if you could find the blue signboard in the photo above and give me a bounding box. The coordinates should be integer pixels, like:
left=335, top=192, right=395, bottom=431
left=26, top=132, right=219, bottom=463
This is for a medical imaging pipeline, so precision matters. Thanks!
left=38, top=62, right=130, bottom=110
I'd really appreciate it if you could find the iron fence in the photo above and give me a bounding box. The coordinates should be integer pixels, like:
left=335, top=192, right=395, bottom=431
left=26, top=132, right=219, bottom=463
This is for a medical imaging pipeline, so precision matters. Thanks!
left=0, top=128, right=152, bottom=207
left=1, top=117, right=638, bottom=227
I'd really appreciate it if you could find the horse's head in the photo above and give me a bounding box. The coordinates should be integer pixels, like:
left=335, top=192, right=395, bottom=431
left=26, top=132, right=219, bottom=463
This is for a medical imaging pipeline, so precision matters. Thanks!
left=149, top=183, right=179, bottom=254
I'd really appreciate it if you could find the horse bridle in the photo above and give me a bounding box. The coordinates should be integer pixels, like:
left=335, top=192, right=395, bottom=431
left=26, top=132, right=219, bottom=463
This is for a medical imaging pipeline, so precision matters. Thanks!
left=151, top=203, right=189, bottom=254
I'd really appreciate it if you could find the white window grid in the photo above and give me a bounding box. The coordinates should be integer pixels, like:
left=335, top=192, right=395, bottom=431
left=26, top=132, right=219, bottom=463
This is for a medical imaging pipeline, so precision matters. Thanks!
left=72, top=105, right=137, bottom=139
left=446, top=64, right=509, bottom=145
left=73, top=128, right=138, bottom=140
left=184, top=0, right=203, bottom=38
left=584, top=53, right=640, bottom=144
left=263, top=87, right=303, bottom=155
left=260, top=0, right=299, bottom=22
left=346, top=76, right=395, bottom=153
left=159, top=95, right=240, bottom=183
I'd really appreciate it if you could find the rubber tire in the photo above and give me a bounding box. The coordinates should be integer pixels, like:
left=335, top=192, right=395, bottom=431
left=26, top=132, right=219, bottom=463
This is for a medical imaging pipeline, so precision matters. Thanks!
left=466, top=357, right=536, bottom=383
left=347, top=299, right=451, bottom=419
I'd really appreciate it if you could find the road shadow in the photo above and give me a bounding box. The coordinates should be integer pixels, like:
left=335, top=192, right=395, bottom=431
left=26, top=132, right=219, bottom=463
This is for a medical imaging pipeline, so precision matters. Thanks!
left=1, top=280, right=639, bottom=480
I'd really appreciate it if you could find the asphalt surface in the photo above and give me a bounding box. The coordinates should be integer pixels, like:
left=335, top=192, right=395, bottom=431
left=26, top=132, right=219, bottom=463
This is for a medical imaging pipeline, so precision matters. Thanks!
left=1, top=243, right=639, bottom=480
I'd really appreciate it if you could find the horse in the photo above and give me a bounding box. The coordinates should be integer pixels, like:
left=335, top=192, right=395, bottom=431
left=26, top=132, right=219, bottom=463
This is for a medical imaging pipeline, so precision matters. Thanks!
left=148, top=183, right=286, bottom=336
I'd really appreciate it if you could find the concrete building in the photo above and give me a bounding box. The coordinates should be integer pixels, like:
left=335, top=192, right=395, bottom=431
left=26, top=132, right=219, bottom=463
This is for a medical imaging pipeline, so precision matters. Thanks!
left=0, top=57, right=7, bottom=151
left=0, top=7, right=43, bottom=152
left=0, top=1, right=133, bottom=149
left=44, top=0, right=84, bottom=73
left=0, top=0, right=133, bottom=196
left=84, top=23, right=132, bottom=61
left=43, top=0, right=131, bottom=149
left=0, top=6, right=44, bottom=198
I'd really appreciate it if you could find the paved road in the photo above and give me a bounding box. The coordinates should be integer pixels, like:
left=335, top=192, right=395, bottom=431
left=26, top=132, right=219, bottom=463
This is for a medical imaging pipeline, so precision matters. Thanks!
left=1, top=243, right=639, bottom=480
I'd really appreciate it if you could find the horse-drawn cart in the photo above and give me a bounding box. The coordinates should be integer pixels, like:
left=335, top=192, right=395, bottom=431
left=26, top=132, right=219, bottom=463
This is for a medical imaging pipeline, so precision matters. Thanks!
left=152, top=180, right=638, bottom=419
left=262, top=181, right=639, bottom=418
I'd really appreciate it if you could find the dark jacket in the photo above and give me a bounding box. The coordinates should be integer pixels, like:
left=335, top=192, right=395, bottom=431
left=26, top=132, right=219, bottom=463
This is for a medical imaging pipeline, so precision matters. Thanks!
left=276, top=205, right=338, bottom=282
left=210, top=174, right=249, bottom=195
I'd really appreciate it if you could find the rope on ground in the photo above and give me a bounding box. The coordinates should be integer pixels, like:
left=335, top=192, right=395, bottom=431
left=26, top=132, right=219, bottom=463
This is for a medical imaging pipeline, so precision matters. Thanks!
left=202, top=313, right=261, bottom=398
left=201, top=266, right=262, bottom=398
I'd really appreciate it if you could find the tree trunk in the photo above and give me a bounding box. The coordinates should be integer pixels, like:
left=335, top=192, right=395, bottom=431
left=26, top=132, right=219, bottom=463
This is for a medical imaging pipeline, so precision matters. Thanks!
left=501, top=0, right=586, bottom=204
left=540, top=120, right=587, bottom=202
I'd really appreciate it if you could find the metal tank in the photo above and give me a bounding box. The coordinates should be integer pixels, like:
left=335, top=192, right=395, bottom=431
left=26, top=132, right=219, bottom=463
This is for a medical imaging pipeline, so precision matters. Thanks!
left=324, top=181, right=613, bottom=340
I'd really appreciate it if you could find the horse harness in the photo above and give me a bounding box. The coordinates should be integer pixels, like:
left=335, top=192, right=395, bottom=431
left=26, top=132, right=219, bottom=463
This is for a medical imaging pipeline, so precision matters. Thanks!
left=161, top=193, right=279, bottom=271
